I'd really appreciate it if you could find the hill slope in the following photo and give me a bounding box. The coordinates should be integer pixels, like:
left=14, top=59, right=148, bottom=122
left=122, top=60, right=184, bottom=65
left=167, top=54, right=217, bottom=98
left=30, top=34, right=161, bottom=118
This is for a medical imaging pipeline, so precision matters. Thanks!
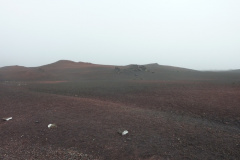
left=0, top=60, right=240, bottom=81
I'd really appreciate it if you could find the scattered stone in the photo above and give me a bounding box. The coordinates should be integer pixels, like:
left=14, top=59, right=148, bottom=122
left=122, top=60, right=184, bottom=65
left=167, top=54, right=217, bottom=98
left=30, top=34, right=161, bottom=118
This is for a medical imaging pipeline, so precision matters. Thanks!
left=2, top=117, right=12, bottom=121
left=35, top=121, right=39, bottom=123
left=48, top=124, right=57, bottom=129
left=118, top=130, right=129, bottom=136
left=122, top=130, right=128, bottom=135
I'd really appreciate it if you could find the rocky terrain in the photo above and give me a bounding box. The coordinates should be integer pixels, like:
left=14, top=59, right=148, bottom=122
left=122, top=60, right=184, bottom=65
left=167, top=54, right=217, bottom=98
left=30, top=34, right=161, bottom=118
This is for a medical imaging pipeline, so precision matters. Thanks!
left=0, top=60, right=240, bottom=159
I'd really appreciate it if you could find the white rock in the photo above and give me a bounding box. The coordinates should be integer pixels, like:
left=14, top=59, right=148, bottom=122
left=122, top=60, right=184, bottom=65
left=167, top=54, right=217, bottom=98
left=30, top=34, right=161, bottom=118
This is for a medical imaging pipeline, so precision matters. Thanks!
left=122, top=130, right=128, bottom=136
left=48, top=123, right=57, bottom=129
left=2, top=117, right=12, bottom=121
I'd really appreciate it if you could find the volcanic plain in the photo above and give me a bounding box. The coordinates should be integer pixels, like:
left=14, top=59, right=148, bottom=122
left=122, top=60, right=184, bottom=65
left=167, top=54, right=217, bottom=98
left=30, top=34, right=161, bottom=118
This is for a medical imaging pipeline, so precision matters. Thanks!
left=1, top=60, right=240, bottom=160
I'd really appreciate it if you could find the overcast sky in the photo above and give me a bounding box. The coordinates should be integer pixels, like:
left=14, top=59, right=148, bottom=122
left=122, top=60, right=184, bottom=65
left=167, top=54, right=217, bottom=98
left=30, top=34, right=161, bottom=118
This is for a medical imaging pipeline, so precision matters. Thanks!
left=0, top=0, right=240, bottom=70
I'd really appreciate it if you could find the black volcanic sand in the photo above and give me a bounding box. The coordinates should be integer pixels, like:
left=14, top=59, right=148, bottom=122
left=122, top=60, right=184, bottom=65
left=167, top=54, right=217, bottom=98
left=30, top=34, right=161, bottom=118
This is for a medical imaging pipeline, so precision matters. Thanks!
left=1, top=80, right=240, bottom=160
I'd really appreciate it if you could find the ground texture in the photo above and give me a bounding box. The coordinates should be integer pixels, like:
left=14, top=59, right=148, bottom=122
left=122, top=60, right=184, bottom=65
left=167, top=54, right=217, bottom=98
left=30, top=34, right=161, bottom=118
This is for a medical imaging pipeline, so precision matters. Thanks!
left=1, top=80, right=240, bottom=160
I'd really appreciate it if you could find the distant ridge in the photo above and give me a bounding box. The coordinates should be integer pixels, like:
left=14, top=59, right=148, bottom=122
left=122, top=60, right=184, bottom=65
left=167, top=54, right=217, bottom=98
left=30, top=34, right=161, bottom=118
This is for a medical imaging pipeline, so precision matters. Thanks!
left=0, top=60, right=114, bottom=81
left=0, top=65, right=29, bottom=72
left=41, top=60, right=96, bottom=69
left=229, top=69, right=240, bottom=73
left=144, top=63, right=198, bottom=72
left=0, top=60, right=240, bottom=81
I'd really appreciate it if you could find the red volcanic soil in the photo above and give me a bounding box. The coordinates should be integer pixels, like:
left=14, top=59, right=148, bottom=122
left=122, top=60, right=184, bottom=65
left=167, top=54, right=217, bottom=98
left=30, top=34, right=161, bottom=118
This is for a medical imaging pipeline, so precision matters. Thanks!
left=1, top=80, right=240, bottom=160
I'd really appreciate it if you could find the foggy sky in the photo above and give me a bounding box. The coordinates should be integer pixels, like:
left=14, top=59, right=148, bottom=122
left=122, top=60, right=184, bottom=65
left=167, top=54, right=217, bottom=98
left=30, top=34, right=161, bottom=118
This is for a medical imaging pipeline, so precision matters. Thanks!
left=0, top=0, right=240, bottom=70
